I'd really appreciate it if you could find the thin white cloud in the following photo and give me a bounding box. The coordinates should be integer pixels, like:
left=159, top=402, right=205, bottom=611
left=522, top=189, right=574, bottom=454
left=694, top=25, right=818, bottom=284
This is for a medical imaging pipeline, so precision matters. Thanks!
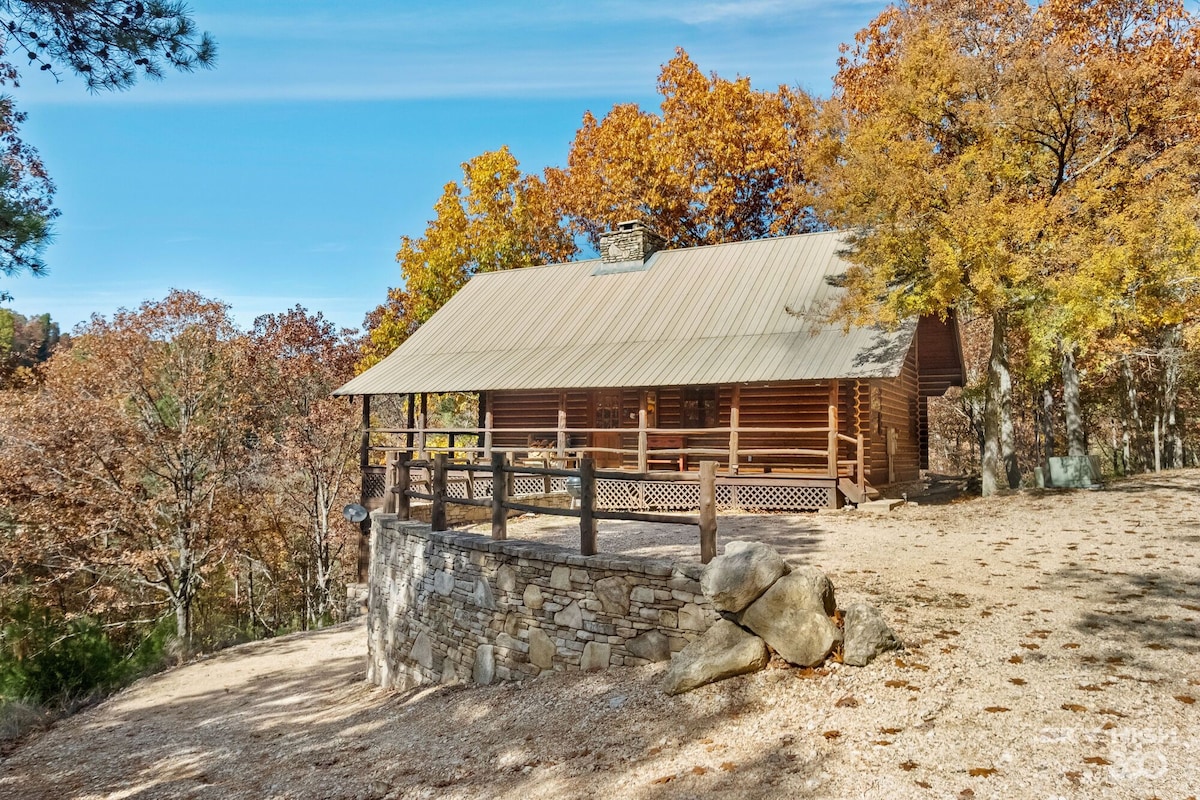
left=19, top=0, right=880, bottom=106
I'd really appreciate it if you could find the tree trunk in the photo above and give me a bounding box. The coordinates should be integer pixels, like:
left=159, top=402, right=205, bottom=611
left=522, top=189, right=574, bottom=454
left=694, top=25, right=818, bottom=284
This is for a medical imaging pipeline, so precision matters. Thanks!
left=1060, top=344, right=1086, bottom=457
left=1160, top=324, right=1183, bottom=469
left=1120, top=354, right=1145, bottom=471
left=997, top=313, right=1019, bottom=489
left=981, top=310, right=1016, bottom=495
left=174, top=597, right=190, bottom=643
left=1041, top=387, right=1055, bottom=461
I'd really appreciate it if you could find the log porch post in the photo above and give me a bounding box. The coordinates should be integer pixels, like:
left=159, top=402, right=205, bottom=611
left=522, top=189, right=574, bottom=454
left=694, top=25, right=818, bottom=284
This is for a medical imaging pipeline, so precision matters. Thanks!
left=405, top=394, right=415, bottom=453
left=637, top=391, right=649, bottom=473
left=557, top=392, right=567, bottom=464
left=417, top=392, right=428, bottom=459
left=357, top=393, right=372, bottom=583
left=827, top=380, right=840, bottom=478
left=728, top=385, right=741, bottom=474
left=483, top=392, right=494, bottom=458
left=490, top=450, right=507, bottom=540
left=699, top=461, right=717, bottom=563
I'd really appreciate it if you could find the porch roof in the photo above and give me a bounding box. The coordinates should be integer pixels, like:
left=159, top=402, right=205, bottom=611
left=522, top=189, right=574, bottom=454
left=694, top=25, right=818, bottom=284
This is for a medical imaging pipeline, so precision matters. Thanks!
left=335, top=230, right=925, bottom=396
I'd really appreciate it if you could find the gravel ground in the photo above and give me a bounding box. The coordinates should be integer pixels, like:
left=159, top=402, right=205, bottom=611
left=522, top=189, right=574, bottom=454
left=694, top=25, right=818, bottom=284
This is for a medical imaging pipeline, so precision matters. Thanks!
left=3, top=469, right=1199, bottom=799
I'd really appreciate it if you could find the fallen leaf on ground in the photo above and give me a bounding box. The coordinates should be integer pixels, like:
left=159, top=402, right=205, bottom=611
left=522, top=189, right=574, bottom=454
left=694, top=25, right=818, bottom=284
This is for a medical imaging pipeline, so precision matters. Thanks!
left=1062, top=703, right=1087, bottom=712
left=719, top=762, right=737, bottom=772
left=1083, top=756, right=1111, bottom=765
left=1175, top=695, right=1196, bottom=705
left=968, top=767, right=998, bottom=777
left=984, top=706, right=1010, bottom=713
left=1010, top=678, right=1027, bottom=686
left=823, top=730, right=841, bottom=740
left=650, top=774, right=676, bottom=784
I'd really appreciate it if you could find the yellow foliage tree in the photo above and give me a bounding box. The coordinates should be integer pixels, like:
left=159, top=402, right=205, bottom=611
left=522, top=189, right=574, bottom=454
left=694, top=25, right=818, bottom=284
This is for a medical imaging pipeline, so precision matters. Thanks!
left=815, top=0, right=1200, bottom=492
left=361, top=147, right=574, bottom=369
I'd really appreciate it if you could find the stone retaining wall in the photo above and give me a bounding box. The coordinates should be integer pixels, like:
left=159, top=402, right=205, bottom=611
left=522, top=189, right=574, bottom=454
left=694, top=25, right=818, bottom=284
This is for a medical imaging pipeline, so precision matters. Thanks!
left=367, top=515, right=718, bottom=690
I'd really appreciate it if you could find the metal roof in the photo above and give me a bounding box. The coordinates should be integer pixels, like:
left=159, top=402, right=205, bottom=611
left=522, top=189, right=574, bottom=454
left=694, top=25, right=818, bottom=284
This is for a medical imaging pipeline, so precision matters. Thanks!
left=335, top=230, right=920, bottom=396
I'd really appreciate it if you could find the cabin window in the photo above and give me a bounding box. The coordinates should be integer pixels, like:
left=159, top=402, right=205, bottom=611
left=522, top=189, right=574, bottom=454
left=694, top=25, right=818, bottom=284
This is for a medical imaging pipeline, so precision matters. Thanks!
left=681, top=387, right=719, bottom=428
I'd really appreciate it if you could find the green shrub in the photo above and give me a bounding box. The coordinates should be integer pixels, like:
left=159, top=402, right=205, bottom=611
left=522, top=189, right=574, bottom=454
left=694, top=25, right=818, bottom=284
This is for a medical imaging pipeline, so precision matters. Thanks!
left=0, top=604, right=129, bottom=706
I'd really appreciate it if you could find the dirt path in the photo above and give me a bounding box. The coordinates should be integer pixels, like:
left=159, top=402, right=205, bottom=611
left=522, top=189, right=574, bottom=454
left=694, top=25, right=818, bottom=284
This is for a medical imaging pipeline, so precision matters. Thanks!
left=3, top=470, right=1199, bottom=799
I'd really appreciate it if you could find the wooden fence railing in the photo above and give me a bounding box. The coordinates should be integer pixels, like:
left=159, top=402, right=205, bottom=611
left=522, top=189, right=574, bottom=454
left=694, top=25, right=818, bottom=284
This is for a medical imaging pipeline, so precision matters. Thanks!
left=387, top=452, right=720, bottom=563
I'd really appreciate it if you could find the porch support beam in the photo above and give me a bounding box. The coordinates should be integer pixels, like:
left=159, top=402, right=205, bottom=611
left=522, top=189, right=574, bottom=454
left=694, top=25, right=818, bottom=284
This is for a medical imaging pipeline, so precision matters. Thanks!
left=417, top=392, right=428, bottom=459
left=728, top=385, right=741, bottom=475
left=557, top=392, right=568, bottom=463
left=359, top=393, right=371, bottom=475
left=405, top=393, right=415, bottom=454
left=483, top=392, right=494, bottom=458
left=827, top=379, right=840, bottom=478
left=357, top=393, right=372, bottom=584
left=637, top=391, right=648, bottom=472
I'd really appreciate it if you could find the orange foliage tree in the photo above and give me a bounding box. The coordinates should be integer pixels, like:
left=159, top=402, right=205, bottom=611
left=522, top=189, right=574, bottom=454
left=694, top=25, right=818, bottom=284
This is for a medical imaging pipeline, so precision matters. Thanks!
left=0, top=293, right=363, bottom=644
left=547, top=49, right=819, bottom=249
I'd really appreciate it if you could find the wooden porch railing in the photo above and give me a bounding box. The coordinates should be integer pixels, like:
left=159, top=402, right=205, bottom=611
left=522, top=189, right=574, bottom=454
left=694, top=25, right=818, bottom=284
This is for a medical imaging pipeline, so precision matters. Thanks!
left=368, top=422, right=867, bottom=494
left=386, top=453, right=720, bottom=563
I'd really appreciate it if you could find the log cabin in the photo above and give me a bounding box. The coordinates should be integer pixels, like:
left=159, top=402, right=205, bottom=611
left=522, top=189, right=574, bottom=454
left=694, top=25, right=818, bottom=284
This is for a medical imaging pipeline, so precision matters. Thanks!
left=335, top=221, right=964, bottom=510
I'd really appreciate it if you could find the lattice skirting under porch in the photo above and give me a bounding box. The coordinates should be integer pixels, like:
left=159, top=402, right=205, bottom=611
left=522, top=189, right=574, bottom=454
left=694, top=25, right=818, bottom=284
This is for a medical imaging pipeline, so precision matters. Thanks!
left=440, top=476, right=834, bottom=512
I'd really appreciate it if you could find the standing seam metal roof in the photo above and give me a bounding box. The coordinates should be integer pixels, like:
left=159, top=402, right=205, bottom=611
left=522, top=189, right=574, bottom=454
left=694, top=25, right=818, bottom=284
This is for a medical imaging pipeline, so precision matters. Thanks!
left=334, top=230, right=918, bottom=396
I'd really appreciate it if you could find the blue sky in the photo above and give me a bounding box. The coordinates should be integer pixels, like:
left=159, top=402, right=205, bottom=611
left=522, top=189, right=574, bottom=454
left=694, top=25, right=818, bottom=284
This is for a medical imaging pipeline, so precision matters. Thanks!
left=5, top=0, right=889, bottom=333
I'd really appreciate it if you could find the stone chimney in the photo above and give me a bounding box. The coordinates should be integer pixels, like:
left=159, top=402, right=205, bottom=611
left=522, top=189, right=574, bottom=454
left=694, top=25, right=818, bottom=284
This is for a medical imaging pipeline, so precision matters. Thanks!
left=599, top=219, right=666, bottom=264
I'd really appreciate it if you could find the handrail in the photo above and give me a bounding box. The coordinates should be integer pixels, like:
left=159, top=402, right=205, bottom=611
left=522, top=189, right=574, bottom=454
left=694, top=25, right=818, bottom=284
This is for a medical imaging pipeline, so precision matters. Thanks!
left=371, top=421, right=869, bottom=491
left=387, top=454, right=720, bottom=563
left=368, top=424, right=836, bottom=436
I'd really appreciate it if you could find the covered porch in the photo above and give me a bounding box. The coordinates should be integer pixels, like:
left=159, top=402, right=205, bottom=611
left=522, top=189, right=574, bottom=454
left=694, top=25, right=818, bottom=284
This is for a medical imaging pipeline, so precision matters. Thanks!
left=362, top=378, right=878, bottom=512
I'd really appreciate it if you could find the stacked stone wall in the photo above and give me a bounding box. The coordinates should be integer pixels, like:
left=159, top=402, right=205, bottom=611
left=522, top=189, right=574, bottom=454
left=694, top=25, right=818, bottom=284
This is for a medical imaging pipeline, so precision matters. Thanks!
left=366, top=515, right=718, bottom=690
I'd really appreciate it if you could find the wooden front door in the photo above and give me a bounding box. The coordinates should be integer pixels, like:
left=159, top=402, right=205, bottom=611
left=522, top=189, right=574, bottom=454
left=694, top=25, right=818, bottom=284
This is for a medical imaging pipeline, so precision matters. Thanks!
left=592, top=390, right=624, bottom=468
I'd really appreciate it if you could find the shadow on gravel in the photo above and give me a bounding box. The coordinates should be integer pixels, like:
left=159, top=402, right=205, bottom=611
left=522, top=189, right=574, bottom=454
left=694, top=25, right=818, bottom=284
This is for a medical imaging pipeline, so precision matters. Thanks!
left=2, top=618, right=823, bottom=800
left=1049, top=562, right=1200, bottom=668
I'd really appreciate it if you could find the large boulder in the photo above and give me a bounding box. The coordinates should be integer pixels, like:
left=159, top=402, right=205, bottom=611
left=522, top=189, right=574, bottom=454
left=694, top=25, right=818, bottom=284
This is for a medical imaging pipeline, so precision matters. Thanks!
left=739, top=574, right=842, bottom=667
left=661, top=619, right=770, bottom=695
left=700, top=541, right=789, bottom=613
left=779, top=565, right=837, bottom=616
left=842, top=602, right=901, bottom=666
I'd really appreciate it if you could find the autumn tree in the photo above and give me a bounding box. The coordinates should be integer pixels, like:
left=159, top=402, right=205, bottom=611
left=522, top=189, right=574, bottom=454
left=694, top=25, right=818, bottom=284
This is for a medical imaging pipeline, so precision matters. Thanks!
left=245, top=307, right=360, bottom=626
left=0, top=291, right=250, bottom=642
left=363, top=146, right=574, bottom=365
left=0, top=307, right=60, bottom=382
left=815, top=0, right=1200, bottom=492
left=547, top=49, right=819, bottom=249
